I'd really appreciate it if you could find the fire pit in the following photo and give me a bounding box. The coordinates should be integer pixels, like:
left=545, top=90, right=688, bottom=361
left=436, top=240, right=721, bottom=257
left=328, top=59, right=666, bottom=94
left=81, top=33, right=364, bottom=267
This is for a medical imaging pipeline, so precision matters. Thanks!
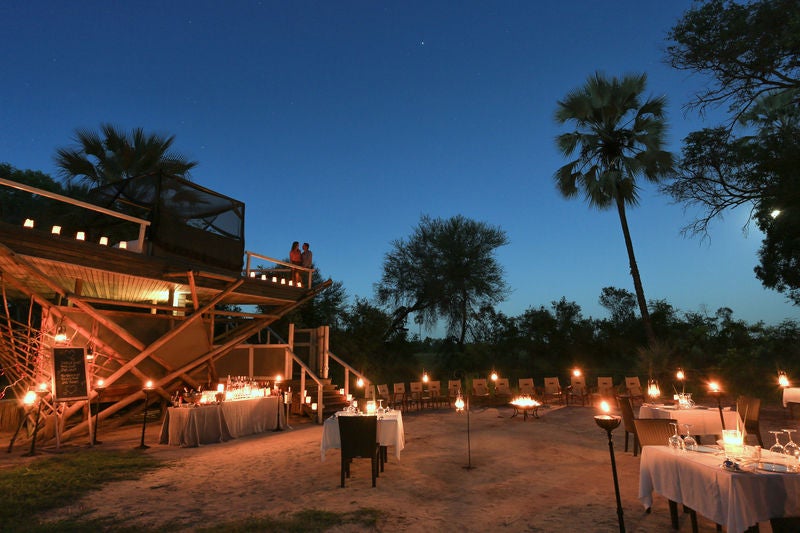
left=510, top=396, right=540, bottom=421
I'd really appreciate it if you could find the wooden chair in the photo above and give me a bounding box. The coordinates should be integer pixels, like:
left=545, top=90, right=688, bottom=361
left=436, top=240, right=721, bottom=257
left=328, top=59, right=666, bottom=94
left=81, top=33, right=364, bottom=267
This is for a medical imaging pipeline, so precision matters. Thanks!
left=427, top=380, right=444, bottom=408
left=408, top=381, right=426, bottom=410
left=625, top=376, right=645, bottom=406
left=377, top=384, right=391, bottom=409
left=471, top=378, right=490, bottom=405
left=568, top=375, right=589, bottom=406
left=392, top=382, right=407, bottom=411
left=736, top=395, right=764, bottom=447
left=619, top=395, right=640, bottom=456
left=543, top=377, right=563, bottom=405
left=493, top=378, right=513, bottom=403
left=592, top=376, right=615, bottom=406
left=448, top=380, right=462, bottom=406
left=518, top=378, right=535, bottom=397
left=338, top=415, right=380, bottom=487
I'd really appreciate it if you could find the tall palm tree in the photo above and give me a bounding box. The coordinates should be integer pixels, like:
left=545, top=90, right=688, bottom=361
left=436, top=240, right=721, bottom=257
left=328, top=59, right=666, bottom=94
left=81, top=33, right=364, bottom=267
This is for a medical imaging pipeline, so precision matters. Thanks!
left=554, top=72, right=674, bottom=348
left=55, top=123, right=197, bottom=187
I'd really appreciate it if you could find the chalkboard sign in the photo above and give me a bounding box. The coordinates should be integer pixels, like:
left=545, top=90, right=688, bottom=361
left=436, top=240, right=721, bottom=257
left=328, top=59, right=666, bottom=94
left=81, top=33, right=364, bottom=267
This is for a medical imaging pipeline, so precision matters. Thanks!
left=52, top=347, right=89, bottom=401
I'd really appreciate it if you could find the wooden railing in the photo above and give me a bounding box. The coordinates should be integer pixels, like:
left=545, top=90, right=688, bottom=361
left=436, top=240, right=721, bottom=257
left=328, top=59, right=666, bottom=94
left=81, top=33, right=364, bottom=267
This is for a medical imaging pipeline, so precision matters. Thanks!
left=0, top=177, right=151, bottom=250
left=244, top=250, right=314, bottom=289
left=326, top=350, right=372, bottom=403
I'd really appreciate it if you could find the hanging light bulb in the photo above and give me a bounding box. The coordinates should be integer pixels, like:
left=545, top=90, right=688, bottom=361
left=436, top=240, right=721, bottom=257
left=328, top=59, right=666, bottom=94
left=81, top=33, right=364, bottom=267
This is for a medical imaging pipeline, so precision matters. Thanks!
left=54, top=325, right=68, bottom=343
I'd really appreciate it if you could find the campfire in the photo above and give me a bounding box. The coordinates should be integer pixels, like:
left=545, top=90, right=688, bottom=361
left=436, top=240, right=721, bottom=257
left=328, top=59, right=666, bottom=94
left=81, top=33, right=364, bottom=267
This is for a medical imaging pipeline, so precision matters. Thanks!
left=510, top=395, right=541, bottom=420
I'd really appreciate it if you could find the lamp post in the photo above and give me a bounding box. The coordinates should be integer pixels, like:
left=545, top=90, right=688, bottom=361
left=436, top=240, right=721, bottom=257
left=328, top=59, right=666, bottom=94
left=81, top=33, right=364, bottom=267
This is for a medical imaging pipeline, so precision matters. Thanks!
left=273, top=376, right=284, bottom=432
left=92, top=379, right=106, bottom=445
left=595, top=401, right=625, bottom=533
left=136, top=380, right=154, bottom=450
left=8, top=390, right=37, bottom=453
left=708, top=381, right=725, bottom=430
left=23, top=384, right=50, bottom=457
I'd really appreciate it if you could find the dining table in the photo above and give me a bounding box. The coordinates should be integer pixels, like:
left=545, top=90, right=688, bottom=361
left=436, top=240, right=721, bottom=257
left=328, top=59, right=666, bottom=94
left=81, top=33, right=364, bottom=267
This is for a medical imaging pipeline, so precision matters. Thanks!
left=159, top=396, right=285, bottom=447
left=320, top=410, right=405, bottom=461
left=639, top=403, right=743, bottom=438
left=639, top=445, right=800, bottom=533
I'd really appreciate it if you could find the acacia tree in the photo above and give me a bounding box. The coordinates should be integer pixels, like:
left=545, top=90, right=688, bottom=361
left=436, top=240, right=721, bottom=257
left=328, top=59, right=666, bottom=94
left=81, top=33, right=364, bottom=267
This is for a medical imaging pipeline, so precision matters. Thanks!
left=554, top=72, right=674, bottom=349
left=664, top=0, right=800, bottom=303
left=375, top=214, right=509, bottom=349
left=55, top=123, right=197, bottom=187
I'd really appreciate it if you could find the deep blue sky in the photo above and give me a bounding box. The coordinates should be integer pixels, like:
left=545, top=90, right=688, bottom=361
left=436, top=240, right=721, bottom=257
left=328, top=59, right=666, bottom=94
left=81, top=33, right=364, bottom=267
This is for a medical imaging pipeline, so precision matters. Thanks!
left=3, top=1, right=798, bottom=329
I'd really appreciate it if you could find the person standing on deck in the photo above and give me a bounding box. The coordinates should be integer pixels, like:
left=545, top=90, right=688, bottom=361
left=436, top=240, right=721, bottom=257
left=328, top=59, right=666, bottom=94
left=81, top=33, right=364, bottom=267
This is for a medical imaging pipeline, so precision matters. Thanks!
left=289, top=241, right=302, bottom=284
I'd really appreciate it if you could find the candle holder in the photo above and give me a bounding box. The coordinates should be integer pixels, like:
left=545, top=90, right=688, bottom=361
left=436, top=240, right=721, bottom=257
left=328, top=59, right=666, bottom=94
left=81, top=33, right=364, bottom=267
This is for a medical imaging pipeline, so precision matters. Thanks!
left=273, top=385, right=284, bottom=432
left=708, top=382, right=725, bottom=430
left=92, top=382, right=106, bottom=445
left=8, top=391, right=38, bottom=454
left=453, top=370, right=474, bottom=470
left=136, top=382, right=154, bottom=450
left=595, top=407, right=625, bottom=533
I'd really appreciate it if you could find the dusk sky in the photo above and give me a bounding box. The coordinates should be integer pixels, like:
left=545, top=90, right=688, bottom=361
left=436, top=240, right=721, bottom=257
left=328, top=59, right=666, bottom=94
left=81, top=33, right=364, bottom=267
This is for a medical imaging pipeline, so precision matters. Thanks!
left=4, top=1, right=799, bottom=331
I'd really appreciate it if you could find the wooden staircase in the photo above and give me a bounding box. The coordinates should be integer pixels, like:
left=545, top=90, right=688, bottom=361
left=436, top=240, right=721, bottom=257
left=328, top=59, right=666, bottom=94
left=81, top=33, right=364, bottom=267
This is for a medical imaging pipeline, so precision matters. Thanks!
left=290, top=379, right=350, bottom=419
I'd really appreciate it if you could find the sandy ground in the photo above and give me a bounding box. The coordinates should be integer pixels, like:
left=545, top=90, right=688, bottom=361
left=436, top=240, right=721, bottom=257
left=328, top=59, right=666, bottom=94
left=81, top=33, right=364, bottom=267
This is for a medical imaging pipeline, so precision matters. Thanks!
left=1, top=402, right=794, bottom=532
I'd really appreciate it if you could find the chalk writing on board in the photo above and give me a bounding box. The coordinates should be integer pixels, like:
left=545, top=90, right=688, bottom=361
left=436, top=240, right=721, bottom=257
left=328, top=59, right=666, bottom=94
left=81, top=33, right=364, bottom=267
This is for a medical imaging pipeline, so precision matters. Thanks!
left=52, top=347, right=88, bottom=401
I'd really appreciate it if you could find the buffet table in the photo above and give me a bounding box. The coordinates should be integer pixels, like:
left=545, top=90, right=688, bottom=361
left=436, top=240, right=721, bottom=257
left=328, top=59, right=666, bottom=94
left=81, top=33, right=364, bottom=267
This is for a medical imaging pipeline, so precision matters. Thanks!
left=639, top=445, right=800, bottom=533
left=321, top=411, right=405, bottom=461
left=639, top=403, right=743, bottom=437
left=159, top=396, right=285, bottom=447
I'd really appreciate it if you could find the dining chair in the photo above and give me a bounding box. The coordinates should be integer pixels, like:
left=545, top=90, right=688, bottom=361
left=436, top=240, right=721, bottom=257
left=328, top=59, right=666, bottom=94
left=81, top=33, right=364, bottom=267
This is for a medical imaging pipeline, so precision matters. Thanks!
left=543, top=377, right=563, bottom=405
left=409, top=381, right=428, bottom=410
left=427, top=380, right=444, bottom=408
left=633, top=418, right=674, bottom=448
left=377, top=384, right=391, bottom=408
left=618, top=395, right=640, bottom=456
left=392, top=382, right=408, bottom=411
left=338, top=415, right=380, bottom=487
left=624, top=376, right=645, bottom=406
left=518, top=378, right=535, bottom=397
left=568, top=375, right=589, bottom=406
left=736, top=395, right=764, bottom=447
left=448, top=380, right=462, bottom=406
left=493, top=378, right=512, bottom=403
left=471, top=378, right=490, bottom=406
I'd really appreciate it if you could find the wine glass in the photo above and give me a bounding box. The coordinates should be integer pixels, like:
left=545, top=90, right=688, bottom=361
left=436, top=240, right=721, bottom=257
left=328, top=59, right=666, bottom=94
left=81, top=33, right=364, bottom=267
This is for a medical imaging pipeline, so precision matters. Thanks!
left=769, top=430, right=785, bottom=455
left=668, top=423, right=684, bottom=452
left=682, top=423, right=698, bottom=451
left=783, top=429, right=799, bottom=458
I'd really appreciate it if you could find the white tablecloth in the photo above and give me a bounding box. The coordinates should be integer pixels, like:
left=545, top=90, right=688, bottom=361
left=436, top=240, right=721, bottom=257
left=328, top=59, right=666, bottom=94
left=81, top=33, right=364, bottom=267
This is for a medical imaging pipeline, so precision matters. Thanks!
left=321, top=411, right=405, bottom=461
left=783, top=388, right=800, bottom=407
left=159, top=396, right=285, bottom=447
left=638, top=404, right=743, bottom=437
left=639, top=445, right=800, bottom=533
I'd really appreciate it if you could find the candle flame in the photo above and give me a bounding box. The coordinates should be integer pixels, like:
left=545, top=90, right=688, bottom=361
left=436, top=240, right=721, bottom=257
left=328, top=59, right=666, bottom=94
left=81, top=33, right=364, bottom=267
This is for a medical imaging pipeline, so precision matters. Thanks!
left=600, top=400, right=610, bottom=414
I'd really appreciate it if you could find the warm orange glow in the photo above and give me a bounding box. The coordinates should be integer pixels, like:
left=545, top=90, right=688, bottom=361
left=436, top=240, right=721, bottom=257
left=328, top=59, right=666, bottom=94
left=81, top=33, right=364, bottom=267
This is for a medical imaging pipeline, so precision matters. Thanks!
left=357, top=377, right=364, bottom=388
left=573, top=368, right=582, bottom=377
left=38, top=382, right=48, bottom=392
left=779, top=372, right=790, bottom=388
left=118, top=241, right=127, bottom=249
left=144, top=380, right=153, bottom=390
left=490, top=371, right=498, bottom=382
left=708, top=381, right=720, bottom=393
left=23, top=390, right=37, bottom=405
left=454, top=395, right=465, bottom=411
left=600, top=400, right=610, bottom=414
left=97, top=379, right=105, bottom=388
left=276, top=374, right=282, bottom=382
left=51, top=225, right=61, bottom=235
left=23, top=219, right=34, bottom=228
left=511, top=396, right=540, bottom=408
left=76, top=231, right=85, bottom=240
left=422, top=371, right=429, bottom=383
left=676, top=369, right=685, bottom=380
left=99, top=236, right=108, bottom=245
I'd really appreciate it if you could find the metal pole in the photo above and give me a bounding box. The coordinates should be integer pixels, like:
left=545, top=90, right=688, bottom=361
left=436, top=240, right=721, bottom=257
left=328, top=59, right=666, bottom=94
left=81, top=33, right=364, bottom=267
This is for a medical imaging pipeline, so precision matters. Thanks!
left=93, top=388, right=104, bottom=445
left=605, top=428, right=625, bottom=533
left=136, top=390, right=150, bottom=449
left=23, top=396, right=45, bottom=457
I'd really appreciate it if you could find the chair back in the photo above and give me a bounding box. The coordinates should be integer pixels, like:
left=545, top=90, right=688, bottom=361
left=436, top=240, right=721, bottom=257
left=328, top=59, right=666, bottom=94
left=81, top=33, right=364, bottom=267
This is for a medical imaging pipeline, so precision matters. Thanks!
left=597, top=377, right=614, bottom=396
left=618, top=396, right=637, bottom=434
left=519, top=378, right=535, bottom=396
left=410, top=381, right=423, bottom=396
left=472, top=379, right=489, bottom=396
left=338, top=415, right=378, bottom=459
left=625, top=376, right=643, bottom=396
left=393, top=382, right=406, bottom=395
left=428, top=380, right=441, bottom=396
left=377, top=384, right=390, bottom=400
left=544, top=377, right=561, bottom=394
left=634, top=418, right=674, bottom=447
left=570, top=375, right=587, bottom=394
left=495, top=378, right=511, bottom=395
left=736, top=395, right=761, bottom=423
left=448, top=380, right=462, bottom=398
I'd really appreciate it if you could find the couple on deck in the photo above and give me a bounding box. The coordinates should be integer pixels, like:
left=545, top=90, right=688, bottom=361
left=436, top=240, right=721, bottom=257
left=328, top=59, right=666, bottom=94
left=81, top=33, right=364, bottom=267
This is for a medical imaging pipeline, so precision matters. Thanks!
left=290, top=241, right=312, bottom=284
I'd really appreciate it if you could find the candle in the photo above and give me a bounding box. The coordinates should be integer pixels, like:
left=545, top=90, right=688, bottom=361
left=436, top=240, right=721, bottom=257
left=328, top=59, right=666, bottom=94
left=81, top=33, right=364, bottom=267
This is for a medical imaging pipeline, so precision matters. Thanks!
left=119, top=241, right=127, bottom=249
left=51, top=225, right=61, bottom=235
left=76, top=231, right=85, bottom=240
left=366, top=400, right=376, bottom=414
left=99, top=236, right=109, bottom=245
left=311, top=402, right=318, bottom=411
left=23, top=219, right=34, bottom=228
left=217, top=383, right=224, bottom=393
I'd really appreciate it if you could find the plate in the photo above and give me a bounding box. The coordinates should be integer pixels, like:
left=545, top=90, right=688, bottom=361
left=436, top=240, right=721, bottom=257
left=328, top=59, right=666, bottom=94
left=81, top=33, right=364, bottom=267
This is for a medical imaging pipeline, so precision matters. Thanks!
left=757, top=462, right=795, bottom=473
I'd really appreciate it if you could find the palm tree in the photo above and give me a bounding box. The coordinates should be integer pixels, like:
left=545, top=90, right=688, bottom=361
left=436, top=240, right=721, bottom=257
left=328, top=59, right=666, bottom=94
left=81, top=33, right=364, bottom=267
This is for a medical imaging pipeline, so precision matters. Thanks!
left=554, top=72, right=674, bottom=348
left=55, top=123, right=197, bottom=187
